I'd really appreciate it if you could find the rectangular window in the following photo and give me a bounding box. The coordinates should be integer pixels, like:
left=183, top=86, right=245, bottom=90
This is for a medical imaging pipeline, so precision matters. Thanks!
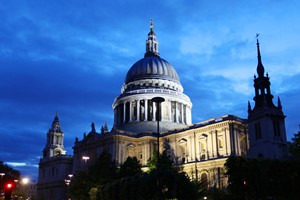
left=183, top=105, right=187, bottom=124
left=177, top=102, right=182, bottom=123
left=125, top=102, right=130, bottom=123
left=119, top=104, right=124, bottom=125
left=132, top=100, right=137, bottom=121
left=255, top=123, right=262, bottom=140
left=273, top=121, right=281, bottom=137
left=140, top=100, right=145, bottom=121
left=163, top=101, right=169, bottom=120
left=148, top=100, right=153, bottom=121
left=171, top=101, right=176, bottom=122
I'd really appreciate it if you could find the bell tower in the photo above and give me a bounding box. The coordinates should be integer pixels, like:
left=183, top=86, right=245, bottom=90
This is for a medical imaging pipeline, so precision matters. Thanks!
left=42, top=112, right=66, bottom=158
left=247, top=38, right=288, bottom=159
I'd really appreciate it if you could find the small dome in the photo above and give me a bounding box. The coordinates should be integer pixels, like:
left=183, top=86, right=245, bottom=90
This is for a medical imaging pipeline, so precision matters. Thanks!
left=125, top=55, right=180, bottom=84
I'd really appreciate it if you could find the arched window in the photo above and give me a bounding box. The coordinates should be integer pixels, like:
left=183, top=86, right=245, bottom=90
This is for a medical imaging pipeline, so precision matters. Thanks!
left=201, top=173, right=208, bottom=189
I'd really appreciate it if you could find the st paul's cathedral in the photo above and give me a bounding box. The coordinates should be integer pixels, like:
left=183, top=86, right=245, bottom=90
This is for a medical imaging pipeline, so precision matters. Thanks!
left=37, top=21, right=288, bottom=200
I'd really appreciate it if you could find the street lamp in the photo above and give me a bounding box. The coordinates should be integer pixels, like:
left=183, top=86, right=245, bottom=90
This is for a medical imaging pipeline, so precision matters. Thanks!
left=82, top=156, right=90, bottom=165
left=68, top=174, right=73, bottom=180
left=21, top=177, right=30, bottom=200
left=82, top=156, right=90, bottom=164
left=152, top=97, right=165, bottom=154
left=0, top=173, right=5, bottom=197
left=152, top=96, right=165, bottom=200
left=65, top=174, right=73, bottom=200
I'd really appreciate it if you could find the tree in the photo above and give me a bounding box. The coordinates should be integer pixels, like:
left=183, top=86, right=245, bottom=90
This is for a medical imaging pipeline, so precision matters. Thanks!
left=69, top=151, right=118, bottom=200
left=225, top=155, right=300, bottom=200
left=147, top=150, right=203, bottom=200
left=0, top=161, right=21, bottom=199
left=290, top=129, right=300, bottom=159
left=118, top=156, right=142, bottom=178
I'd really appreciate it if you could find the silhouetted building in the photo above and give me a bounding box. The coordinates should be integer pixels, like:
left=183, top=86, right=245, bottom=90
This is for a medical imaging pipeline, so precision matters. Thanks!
left=247, top=39, right=288, bottom=159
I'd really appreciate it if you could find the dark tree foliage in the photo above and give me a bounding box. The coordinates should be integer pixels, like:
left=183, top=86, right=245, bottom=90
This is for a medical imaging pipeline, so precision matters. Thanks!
left=0, top=161, right=21, bottom=199
left=69, top=152, right=118, bottom=200
left=146, top=150, right=203, bottom=200
left=70, top=151, right=202, bottom=200
left=118, top=156, right=142, bottom=178
left=0, top=161, right=20, bottom=180
left=0, top=161, right=20, bottom=187
left=225, top=155, right=300, bottom=200
left=290, top=130, right=300, bottom=159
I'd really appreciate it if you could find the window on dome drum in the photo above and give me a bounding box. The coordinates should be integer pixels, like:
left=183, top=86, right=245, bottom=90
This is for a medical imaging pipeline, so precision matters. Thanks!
left=125, top=102, right=130, bottom=123
left=163, top=102, right=169, bottom=120
left=132, top=100, right=137, bottom=121
left=171, top=101, right=176, bottom=122
left=255, top=123, right=262, bottom=140
left=183, top=105, right=187, bottom=124
left=148, top=100, right=153, bottom=121
left=177, top=102, right=182, bottom=123
left=273, top=121, right=281, bottom=137
left=140, top=100, right=145, bottom=121
left=118, top=103, right=124, bottom=125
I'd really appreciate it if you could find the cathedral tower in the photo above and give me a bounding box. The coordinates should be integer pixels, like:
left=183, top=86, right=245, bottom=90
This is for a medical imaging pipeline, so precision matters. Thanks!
left=42, top=112, right=66, bottom=158
left=37, top=113, right=72, bottom=200
left=247, top=39, right=288, bottom=159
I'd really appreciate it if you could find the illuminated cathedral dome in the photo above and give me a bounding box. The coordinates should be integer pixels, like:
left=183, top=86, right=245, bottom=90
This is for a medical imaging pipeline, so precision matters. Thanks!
left=125, top=56, right=180, bottom=85
left=113, top=20, right=192, bottom=134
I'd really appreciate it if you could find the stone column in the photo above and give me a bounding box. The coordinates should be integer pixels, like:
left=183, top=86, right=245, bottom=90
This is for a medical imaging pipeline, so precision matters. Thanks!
left=181, top=103, right=184, bottom=123
left=145, top=99, right=148, bottom=121
left=160, top=101, right=164, bottom=121
left=153, top=101, right=156, bottom=121
left=129, top=101, right=132, bottom=122
left=137, top=100, right=140, bottom=122
left=175, top=102, right=179, bottom=123
left=123, top=102, right=126, bottom=124
left=168, top=101, right=172, bottom=122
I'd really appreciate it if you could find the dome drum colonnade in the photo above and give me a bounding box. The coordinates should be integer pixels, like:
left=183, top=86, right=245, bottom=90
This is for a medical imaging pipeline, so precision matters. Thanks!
left=112, top=20, right=192, bottom=133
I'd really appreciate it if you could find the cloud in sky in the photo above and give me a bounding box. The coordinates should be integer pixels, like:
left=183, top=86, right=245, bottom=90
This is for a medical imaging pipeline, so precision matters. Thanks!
left=0, top=0, right=300, bottom=180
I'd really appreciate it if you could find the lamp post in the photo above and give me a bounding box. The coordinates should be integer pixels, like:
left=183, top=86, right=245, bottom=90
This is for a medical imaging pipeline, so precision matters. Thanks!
left=21, top=177, right=30, bottom=200
left=152, top=97, right=165, bottom=200
left=65, top=174, right=73, bottom=200
left=0, top=173, right=5, bottom=197
left=82, top=156, right=90, bottom=170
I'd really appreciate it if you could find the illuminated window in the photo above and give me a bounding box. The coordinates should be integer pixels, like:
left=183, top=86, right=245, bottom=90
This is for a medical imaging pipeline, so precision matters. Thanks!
left=218, top=138, right=223, bottom=148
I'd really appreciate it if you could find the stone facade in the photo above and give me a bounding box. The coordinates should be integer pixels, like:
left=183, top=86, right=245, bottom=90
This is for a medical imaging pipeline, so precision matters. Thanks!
left=37, top=22, right=288, bottom=199
left=37, top=113, right=73, bottom=200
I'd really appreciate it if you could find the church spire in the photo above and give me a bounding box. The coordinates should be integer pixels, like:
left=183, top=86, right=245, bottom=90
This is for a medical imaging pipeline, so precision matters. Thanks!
left=145, top=19, right=160, bottom=57
left=256, top=36, right=265, bottom=77
left=52, top=112, right=60, bottom=129
left=43, top=113, right=66, bottom=158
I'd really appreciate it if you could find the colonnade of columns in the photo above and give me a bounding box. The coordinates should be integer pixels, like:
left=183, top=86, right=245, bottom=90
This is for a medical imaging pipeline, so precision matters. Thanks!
left=171, top=126, right=247, bottom=164
left=114, top=98, right=191, bottom=127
